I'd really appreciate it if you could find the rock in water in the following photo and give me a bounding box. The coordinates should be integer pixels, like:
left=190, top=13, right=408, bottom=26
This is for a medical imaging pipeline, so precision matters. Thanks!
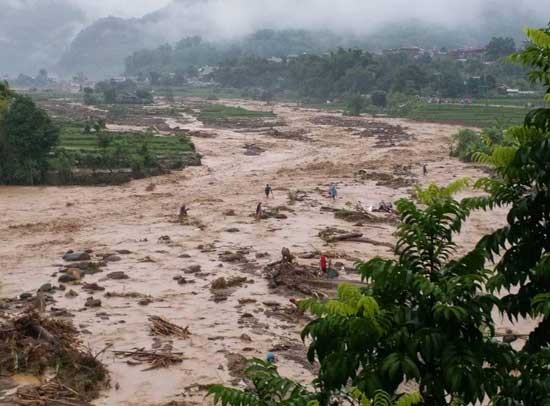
left=58, top=273, right=79, bottom=283
left=65, top=289, right=79, bottom=298
left=85, top=297, right=102, bottom=308
left=63, top=251, right=91, bottom=261
left=83, top=283, right=105, bottom=292
left=104, top=255, right=122, bottom=262
left=107, top=271, right=129, bottom=280
left=38, top=283, right=53, bottom=293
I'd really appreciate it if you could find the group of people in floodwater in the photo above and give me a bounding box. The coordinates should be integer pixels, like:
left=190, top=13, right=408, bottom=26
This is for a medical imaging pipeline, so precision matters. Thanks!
left=177, top=164, right=429, bottom=274
left=178, top=164, right=429, bottom=222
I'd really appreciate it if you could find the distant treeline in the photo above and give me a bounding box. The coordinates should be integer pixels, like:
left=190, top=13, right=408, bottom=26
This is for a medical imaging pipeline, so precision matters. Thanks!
left=125, top=34, right=531, bottom=100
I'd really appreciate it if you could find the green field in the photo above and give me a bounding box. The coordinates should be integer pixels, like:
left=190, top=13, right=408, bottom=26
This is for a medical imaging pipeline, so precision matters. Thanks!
left=406, top=104, right=531, bottom=127
left=198, top=104, right=276, bottom=123
left=22, top=91, right=83, bottom=102
left=472, top=96, right=546, bottom=107
left=154, top=86, right=242, bottom=99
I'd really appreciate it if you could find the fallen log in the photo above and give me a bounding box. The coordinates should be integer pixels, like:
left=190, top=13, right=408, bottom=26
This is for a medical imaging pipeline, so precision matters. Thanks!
left=337, top=237, right=394, bottom=249
left=325, top=232, right=364, bottom=242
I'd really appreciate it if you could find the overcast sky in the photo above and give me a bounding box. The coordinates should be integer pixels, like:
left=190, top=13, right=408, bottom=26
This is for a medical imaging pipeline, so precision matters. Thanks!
left=62, top=0, right=550, bottom=22
left=69, top=0, right=172, bottom=18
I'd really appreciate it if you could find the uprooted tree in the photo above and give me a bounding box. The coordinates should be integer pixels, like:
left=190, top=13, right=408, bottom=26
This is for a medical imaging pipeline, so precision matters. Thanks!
left=208, top=24, right=550, bottom=406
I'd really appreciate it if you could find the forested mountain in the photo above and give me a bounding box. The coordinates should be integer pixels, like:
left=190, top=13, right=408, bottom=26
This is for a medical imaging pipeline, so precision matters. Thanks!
left=1, top=0, right=548, bottom=79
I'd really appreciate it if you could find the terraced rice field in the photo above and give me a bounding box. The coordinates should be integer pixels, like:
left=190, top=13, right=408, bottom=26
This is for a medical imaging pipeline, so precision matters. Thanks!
left=408, top=103, right=531, bottom=127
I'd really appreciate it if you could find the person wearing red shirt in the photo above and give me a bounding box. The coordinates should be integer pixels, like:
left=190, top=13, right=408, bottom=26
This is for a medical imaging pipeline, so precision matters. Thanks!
left=320, top=255, right=327, bottom=273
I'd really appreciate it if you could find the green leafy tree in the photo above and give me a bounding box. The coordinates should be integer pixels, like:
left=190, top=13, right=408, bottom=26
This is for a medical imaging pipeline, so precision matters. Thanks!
left=466, top=24, right=550, bottom=404
left=345, top=95, right=367, bottom=116
left=0, top=92, right=59, bottom=184
left=486, top=37, right=516, bottom=61
left=451, top=129, right=488, bottom=162
left=50, top=148, right=76, bottom=184
left=208, top=358, right=422, bottom=406
left=301, top=181, right=512, bottom=406
left=371, top=90, right=387, bottom=108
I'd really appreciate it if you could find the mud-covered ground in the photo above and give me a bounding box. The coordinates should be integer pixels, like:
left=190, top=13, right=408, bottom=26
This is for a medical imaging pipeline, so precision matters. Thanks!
left=0, top=98, right=534, bottom=405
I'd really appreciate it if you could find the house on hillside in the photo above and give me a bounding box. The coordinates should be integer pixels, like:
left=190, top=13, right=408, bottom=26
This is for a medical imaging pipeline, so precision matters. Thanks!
left=383, top=47, right=425, bottom=58
left=449, top=47, right=487, bottom=60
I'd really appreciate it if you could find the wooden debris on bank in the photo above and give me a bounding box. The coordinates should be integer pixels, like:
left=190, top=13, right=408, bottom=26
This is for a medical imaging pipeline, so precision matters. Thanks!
left=149, top=316, right=190, bottom=338
left=16, top=380, right=89, bottom=406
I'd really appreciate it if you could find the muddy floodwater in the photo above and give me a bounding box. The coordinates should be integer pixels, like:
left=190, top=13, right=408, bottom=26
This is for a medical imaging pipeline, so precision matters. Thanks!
left=0, top=99, right=536, bottom=405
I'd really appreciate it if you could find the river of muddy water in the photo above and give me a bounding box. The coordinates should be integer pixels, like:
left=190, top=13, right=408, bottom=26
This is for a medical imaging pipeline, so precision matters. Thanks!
left=0, top=99, right=536, bottom=405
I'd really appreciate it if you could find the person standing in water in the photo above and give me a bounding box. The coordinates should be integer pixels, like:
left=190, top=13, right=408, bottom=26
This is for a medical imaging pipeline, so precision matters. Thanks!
left=423, top=164, right=428, bottom=176
left=264, top=184, right=273, bottom=198
left=320, top=255, right=327, bottom=274
left=255, top=202, right=263, bottom=219
left=178, top=204, right=189, bottom=223
left=329, top=184, right=337, bottom=200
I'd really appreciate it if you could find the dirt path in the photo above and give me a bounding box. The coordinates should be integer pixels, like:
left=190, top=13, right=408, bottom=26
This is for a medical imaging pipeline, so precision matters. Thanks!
left=0, top=99, right=527, bottom=405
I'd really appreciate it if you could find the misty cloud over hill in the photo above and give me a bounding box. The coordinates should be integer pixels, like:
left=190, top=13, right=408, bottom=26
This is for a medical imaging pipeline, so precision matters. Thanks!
left=0, top=0, right=86, bottom=76
left=1, top=0, right=549, bottom=78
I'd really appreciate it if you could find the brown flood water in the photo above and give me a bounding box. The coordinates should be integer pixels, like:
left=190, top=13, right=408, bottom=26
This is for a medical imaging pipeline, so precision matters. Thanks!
left=0, top=99, right=536, bottom=405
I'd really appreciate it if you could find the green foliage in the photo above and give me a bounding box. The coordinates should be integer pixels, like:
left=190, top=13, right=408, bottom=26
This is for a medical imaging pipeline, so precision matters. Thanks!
left=486, top=37, right=516, bottom=61
left=208, top=359, right=317, bottom=406
left=451, top=129, right=488, bottom=162
left=510, top=24, right=550, bottom=132
left=0, top=90, right=59, bottom=185
left=92, top=79, right=153, bottom=105
left=208, top=358, right=421, bottom=406
left=198, top=104, right=275, bottom=124
left=370, top=91, right=387, bottom=108
left=54, top=120, right=199, bottom=175
left=345, top=95, right=368, bottom=116
left=299, top=187, right=508, bottom=405
left=413, top=179, right=470, bottom=205
left=407, top=104, right=530, bottom=128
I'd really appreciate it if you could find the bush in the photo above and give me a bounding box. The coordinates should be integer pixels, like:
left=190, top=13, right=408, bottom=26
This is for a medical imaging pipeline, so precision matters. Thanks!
left=451, top=128, right=489, bottom=162
left=344, top=95, right=368, bottom=116
left=371, top=90, right=387, bottom=107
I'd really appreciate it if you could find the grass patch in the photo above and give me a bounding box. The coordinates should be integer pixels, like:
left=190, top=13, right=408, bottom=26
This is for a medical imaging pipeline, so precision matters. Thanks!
left=198, top=104, right=276, bottom=123
left=22, top=91, right=83, bottom=102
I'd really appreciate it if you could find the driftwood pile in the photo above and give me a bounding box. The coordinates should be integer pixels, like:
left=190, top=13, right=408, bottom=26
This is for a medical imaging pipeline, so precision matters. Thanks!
left=0, top=311, right=108, bottom=404
left=149, top=316, right=190, bottom=338
left=264, top=248, right=326, bottom=297
left=113, top=348, right=184, bottom=371
left=262, top=128, right=311, bottom=141
left=16, top=380, right=90, bottom=406
left=321, top=205, right=395, bottom=224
